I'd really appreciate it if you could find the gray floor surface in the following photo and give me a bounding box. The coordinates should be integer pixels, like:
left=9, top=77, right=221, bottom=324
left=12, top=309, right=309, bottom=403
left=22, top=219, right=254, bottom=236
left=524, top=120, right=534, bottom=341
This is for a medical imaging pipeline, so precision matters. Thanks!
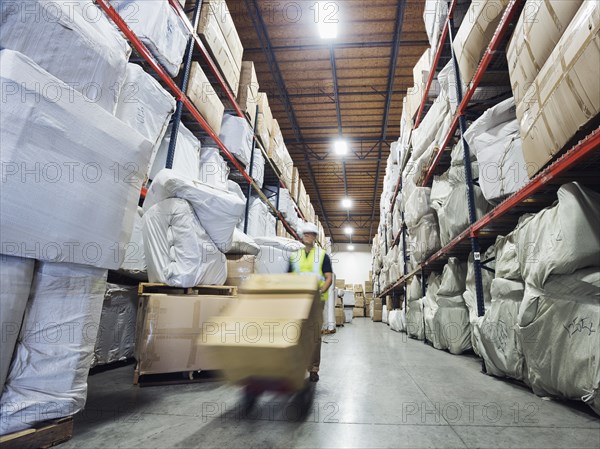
left=62, top=318, right=600, bottom=449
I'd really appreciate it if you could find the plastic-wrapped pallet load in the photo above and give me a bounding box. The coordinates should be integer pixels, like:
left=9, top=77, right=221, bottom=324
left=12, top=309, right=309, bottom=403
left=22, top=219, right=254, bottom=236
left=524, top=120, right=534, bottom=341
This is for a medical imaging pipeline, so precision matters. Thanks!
left=118, top=207, right=147, bottom=279
left=219, top=114, right=253, bottom=167
left=0, top=0, right=131, bottom=113
left=463, top=98, right=528, bottom=203
left=0, top=50, right=153, bottom=269
left=507, top=0, right=583, bottom=106
left=244, top=198, right=276, bottom=239
left=423, top=0, right=448, bottom=53
left=517, top=268, right=600, bottom=414
left=0, top=256, right=35, bottom=394
left=149, top=123, right=201, bottom=182
left=110, top=0, right=188, bottom=77
left=475, top=278, right=527, bottom=380
left=517, top=1, right=600, bottom=177
left=92, top=284, right=138, bottom=367
left=0, top=262, right=108, bottom=435
left=452, top=0, right=511, bottom=85
left=422, top=273, right=442, bottom=346
left=116, top=63, right=176, bottom=166
left=515, top=182, right=600, bottom=289
left=248, top=146, right=265, bottom=189
left=199, top=147, right=230, bottom=191
left=254, top=237, right=303, bottom=274
left=382, top=305, right=389, bottom=324
left=144, top=169, right=246, bottom=251
left=389, top=309, right=406, bottom=333
left=226, top=229, right=260, bottom=256
left=143, top=198, right=227, bottom=287
left=406, top=276, right=427, bottom=340
left=409, top=96, right=450, bottom=163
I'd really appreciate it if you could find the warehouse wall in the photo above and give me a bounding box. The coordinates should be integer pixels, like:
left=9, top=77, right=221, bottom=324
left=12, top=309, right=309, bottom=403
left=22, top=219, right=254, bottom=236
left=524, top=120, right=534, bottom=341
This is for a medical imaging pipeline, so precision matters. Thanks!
left=329, top=244, right=372, bottom=284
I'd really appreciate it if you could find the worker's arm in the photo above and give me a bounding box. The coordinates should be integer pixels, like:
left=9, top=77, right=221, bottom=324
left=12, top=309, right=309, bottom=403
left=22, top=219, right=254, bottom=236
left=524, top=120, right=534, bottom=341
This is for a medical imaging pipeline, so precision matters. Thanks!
left=321, top=272, right=333, bottom=294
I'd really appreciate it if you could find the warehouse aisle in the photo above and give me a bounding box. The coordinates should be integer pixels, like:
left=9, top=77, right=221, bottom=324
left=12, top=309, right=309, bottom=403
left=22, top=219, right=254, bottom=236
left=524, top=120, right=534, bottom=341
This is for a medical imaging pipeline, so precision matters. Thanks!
left=63, top=320, right=599, bottom=449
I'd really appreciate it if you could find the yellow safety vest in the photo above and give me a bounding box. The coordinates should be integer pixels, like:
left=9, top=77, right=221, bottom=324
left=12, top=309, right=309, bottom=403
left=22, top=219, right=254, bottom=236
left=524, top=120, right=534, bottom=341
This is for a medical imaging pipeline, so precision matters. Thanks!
left=291, top=246, right=328, bottom=301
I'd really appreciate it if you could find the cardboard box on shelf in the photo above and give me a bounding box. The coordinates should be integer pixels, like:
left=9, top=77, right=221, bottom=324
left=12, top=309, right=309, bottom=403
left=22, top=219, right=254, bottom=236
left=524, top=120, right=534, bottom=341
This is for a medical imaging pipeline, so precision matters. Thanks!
left=364, top=282, right=373, bottom=293
left=372, top=310, right=383, bottom=322
left=202, top=274, right=322, bottom=390
left=197, top=7, right=240, bottom=93
left=353, top=307, right=365, bottom=318
left=135, top=294, right=237, bottom=375
left=353, top=284, right=363, bottom=293
left=291, top=168, right=300, bottom=199
left=335, top=279, right=346, bottom=289
left=237, top=61, right=259, bottom=126
left=373, top=298, right=383, bottom=310
left=200, top=0, right=243, bottom=70
left=256, top=92, right=273, bottom=147
left=186, top=62, right=225, bottom=134
left=386, top=296, right=393, bottom=310
left=365, top=293, right=373, bottom=301
left=269, top=119, right=284, bottom=160
left=517, top=1, right=600, bottom=178
left=225, top=255, right=256, bottom=287
left=355, top=297, right=365, bottom=308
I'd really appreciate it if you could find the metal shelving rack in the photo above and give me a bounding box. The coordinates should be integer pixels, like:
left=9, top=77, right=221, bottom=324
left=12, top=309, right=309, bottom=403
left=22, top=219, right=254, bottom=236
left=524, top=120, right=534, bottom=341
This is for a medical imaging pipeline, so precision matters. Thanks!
left=96, top=0, right=312, bottom=243
left=378, top=0, right=600, bottom=314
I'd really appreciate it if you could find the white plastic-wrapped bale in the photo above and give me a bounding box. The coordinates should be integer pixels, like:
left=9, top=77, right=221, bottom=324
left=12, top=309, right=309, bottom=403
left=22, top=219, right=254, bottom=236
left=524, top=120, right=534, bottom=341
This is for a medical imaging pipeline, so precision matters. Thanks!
left=118, top=207, right=147, bottom=280
left=226, top=229, right=260, bottom=256
left=515, top=182, right=600, bottom=288
left=475, top=278, right=526, bottom=380
left=144, top=169, right=246, bottom=252
left=410, top=95, right=451, bottom=162
left=0, top=256, right=35, bottom=394
left=0, top=0, right=131, bottom=113
left=142, top=198, right=227, bottom=287
left=406, top=276, right=426, bottom=340
left=248, top=146, right=265, bottom=188
left=382, top=305, right=389, bottom=324
left=517, top=268, right=600, bottom=414
left=254, top=237, right=303, bottom=274
left=422, top=273, right=442, bottom=346
left=407, top=213, right=441, bottom=264
left=149, top=123, right=201, bottom=182
left=389, top=309, right=406, bottom=333
left=92, top=284, right=138, bottom=367
left=244, top=198, right=277, bottom=239
left=199, top=147, right=230, bottom=191
left=219, top=114, right=253, bottom=167
left=0, top=262, right=107, bottom=435
left=116, top=63, right=176, bottom=169
left=0, top=50, right=153, bottom=269
left=464, top=97, right=528, bottom=203
left=423, top=0, right=448, bottom=51
left=110, top=0, right=188, bottom=77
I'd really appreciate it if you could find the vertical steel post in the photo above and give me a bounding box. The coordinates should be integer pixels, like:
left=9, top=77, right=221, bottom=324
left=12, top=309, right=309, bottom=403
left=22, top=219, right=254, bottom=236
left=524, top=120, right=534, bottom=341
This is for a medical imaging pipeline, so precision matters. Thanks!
left=166, top=0, right=203, bottom=169
left=244, top=106, right=260, bottom=234
left=447, top=16, right=486, bottom=317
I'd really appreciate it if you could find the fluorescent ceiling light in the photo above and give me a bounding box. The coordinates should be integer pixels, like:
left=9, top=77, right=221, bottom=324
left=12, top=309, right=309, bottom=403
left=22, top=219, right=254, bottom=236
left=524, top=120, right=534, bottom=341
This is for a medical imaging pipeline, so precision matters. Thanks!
left=334, top=139, right=348, bottom=155
left=348, top=244, right=355, bottom=251
left=341, top=198, right=353, bottom=209
left=317, top=2, right=338, bottom=39
left=344, top=226, right=353, bottom=235
left=319, top=21, right=338, bottom=39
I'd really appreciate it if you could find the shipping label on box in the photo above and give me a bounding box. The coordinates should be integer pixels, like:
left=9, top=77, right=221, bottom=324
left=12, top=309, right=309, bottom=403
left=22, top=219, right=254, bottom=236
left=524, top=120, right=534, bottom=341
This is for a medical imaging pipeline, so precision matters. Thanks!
left=135, top=294, right=237, bottom=375
left=187, top=62, right=225, bottom=134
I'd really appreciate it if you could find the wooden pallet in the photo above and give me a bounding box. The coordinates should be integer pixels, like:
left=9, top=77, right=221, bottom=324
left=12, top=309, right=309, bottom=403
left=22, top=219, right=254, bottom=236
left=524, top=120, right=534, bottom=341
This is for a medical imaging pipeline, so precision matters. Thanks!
left=0, top=417, right=73, bottom=449
left=133, top=365, right=223, bottom=387
left=138, top=283, right=237, bottom=297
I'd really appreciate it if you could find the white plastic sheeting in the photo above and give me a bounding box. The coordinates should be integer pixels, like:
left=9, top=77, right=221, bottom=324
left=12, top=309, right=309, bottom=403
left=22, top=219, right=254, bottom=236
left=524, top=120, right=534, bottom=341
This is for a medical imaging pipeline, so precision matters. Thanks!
left=199, top=147, right=230, bottom=191
left=110, top=0, right=188, bottom=77
left=423, top=273, right=442, bottom=346
left=515, top=182, right=600, bottom=288
left=0, top=256, right=34, bottom=394
left=248, top=146, right=265, bottom=189
left=475, top=278, right=526, bottom=380
left=323, top=283, right=336, bottom=332
left=389, top=309, right=406, bottom=332
left=116, top=64, right=175, bottom=163
left=142, top=198, right=227, bottom=287
left=410, top=96, right=451, bottom=161
left=0, top=262, right=108, bottom=435
left=382, top=305, right=389, bottom=324
left=464, top=97, right=528, bottom=203
left=144, top=169, right=245, bottom=251
left=244, top=198, right=277, bottom=239
left=92, top=284, right=138, bottom=367
left=406, top=276, right=426, bottom=340
left=254, top=237, right=303, bottom=274
left=518, top=268, right=600, bottom=414
left=0, top=0, right=131, bottom=113
left=119, top=207, right=147, bottom=278
left=0, top=50, right=153, bottom=269
left=149, top=124, right=201, bottom=182
left=219, top=114, right=253, bottom=167
left=407, top=213, right=441, bottom=264
left=226, top=229, right=260, bottom=256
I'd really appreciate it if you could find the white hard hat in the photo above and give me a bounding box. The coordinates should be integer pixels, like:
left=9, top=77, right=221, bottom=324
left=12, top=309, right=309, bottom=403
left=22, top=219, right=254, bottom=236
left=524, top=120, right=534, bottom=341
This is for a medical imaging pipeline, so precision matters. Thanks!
left=301, top=222, right=319, bottom=236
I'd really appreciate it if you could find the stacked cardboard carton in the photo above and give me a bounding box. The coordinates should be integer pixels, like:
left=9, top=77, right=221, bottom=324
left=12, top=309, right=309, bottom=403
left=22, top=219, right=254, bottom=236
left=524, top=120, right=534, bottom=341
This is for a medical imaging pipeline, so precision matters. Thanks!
left=237, top=61, right=259, bottom=127
left=183, top=62, right=225, bottom=134
left=225, top=255, right=256, bottom=286
left=371, top=298, right=383, bottom=322
left=353, top=283, right=366, bottom=317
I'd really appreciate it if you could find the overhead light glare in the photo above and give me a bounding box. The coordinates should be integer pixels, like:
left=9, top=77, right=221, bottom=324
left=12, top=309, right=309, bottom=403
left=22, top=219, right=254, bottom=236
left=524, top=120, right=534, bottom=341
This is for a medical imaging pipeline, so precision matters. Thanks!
left=348, top=244, right=355, bottom=251
left=344, top=226, right=353, bottom=235
left=341, top=198, right=353, bottom=209
left=334, top=139, right=348, bottom=155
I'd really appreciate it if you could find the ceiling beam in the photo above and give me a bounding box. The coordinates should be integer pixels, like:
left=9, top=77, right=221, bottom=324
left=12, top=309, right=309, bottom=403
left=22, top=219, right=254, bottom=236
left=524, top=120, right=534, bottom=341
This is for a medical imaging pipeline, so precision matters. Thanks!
left=243, top=40, right=429, bottom=53
left=368, top=0, right=406, bottom=242
left=244, top=0, right=334, bottom=238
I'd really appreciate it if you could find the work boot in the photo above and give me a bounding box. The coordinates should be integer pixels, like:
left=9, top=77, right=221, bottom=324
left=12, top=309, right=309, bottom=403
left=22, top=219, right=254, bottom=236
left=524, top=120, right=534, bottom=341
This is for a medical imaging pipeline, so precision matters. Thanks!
left=309, top=372, right=319, bottom=382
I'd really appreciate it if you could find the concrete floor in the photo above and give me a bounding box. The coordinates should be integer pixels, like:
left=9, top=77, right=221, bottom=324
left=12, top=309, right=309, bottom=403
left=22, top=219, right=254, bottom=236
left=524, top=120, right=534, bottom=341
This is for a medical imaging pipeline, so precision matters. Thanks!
left=63, top=319, right=599, bottom=449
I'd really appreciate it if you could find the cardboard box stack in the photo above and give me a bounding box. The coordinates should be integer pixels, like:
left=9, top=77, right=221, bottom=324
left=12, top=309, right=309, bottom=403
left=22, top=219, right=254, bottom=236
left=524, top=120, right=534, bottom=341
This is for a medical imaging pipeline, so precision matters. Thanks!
left=185, top=62, right=225, bottom=134
left=202, top=274, right=322, bottom=390
left=371, top=298, right=383, bottom=322
left=256, top=92, right=273, bottom=148
left=237, top=61, right=259, bottom=126
left=353, top=283, right=366, bottom=317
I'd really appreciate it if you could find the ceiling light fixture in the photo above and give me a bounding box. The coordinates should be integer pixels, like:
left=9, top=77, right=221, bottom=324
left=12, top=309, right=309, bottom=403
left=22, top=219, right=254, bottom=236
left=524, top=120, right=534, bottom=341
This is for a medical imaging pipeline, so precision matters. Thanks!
left=348, top=244, right=355, bottom=251
left=344, top=226, right=353, bottom=235
left=317, top=2, right=338, bottom=39
left=334, top=139, right=348, bottom=155
left=341, top=198, right=353, bottom=209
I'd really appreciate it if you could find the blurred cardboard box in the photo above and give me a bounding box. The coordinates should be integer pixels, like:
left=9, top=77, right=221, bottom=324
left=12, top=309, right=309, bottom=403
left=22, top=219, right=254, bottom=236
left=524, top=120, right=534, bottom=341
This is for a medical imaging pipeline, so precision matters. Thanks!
left=335, top=307, right=344, bottom=325
left=226, top=255, right=255, bottom=287
left=353, top=307, right=365, bottom=318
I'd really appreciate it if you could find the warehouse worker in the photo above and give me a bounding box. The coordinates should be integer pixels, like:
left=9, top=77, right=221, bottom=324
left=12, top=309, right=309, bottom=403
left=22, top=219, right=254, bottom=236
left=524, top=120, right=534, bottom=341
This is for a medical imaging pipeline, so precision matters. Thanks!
left=289, top=222, right=333, bottom=382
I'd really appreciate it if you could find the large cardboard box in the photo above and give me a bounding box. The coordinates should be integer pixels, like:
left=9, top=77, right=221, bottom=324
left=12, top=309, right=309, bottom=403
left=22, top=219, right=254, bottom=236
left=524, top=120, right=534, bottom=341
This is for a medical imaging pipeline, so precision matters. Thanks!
left=372, top=309, right=383, bottom=322
left=353, top=307, right=365, bottom=318
left=135, top=294, right=237, bottom=375
left=226, top=255, right=256, bottom=287
left=197, top=6, right=241, bottom=93
left=297, top=180, right=307, bottom=207
left=507, top=0, right=582, bottom=106
left=364, top=282, right=373, bottom=293
left=335, top=279, right=346, bottom=289
left=373, top=298, right=383, bottom=310
left=353, top=284, right=363, bottom=293
left=335, top=307, right=345, bottom=325
left=237, top=61, right=259, bottom=126
left=256, top=92, right=273, bottom=148
left=269, top=119, right=284, bottom=159
left=335, top=297, right=343, bottom=307
left=290, top=167, right=300, bottom=198
left=453, top=0, right=510, bottom=84
left=186, top=62, right=225, bottom=134
left=517, top=1, right=600, bottom=177
left=201, top=0, right=244, bottom=70
left=386, top=296, right=393, bottom=311
left=355, top=297, right=365, bottom=308
left=202, top=274, right=321, bottom=390
left=365, top=293, right=373, bottom=301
